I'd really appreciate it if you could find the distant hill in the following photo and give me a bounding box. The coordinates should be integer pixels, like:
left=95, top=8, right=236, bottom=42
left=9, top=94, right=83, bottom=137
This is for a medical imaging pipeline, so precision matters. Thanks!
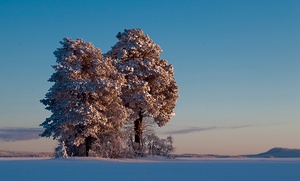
left=0, top=150, right=54, bottom=157
left=172, top=153, right=243, bottom=158
left=245, top=147, right=300, bottom=158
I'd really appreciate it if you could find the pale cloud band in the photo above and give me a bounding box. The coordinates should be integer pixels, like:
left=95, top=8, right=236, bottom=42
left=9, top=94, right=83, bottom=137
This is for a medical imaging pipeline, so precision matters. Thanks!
left=163, top=125, right=253, bottom=135
left=0, top=127, right=43, bottom=142
left=0, top=125, right=253, bottom=141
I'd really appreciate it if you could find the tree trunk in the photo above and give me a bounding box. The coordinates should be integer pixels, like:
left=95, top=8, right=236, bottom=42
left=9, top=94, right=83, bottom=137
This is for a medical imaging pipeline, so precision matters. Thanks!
left=134, top=111, right=143, bottom=146
left=85, top=136, right=92, bottom=157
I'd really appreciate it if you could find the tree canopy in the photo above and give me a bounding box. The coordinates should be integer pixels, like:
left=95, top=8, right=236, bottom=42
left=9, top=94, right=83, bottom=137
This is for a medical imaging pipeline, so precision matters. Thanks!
left=40, top=29, right=178, bottom=157
left=107, top=29, right=178, bottom=127
left=40, top=38, right=129, bottom=156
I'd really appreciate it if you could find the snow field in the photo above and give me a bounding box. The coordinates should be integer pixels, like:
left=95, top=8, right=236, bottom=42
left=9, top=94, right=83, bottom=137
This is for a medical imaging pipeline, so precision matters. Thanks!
left=0, top=157, right=300, bottom=181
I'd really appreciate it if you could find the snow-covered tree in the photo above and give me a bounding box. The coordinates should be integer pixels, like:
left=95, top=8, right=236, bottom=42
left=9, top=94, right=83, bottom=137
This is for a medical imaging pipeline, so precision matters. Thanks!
left=89, top=127, right=132, bottom=158
left=137, top=118, right=175, bottom=156
left=106, top=29, right=179, bottom=151
left=55, top=141, right=68, bottom=158
left=144, top=133, right=174, bottom=157
left=40, top=38, right=130, bottom=157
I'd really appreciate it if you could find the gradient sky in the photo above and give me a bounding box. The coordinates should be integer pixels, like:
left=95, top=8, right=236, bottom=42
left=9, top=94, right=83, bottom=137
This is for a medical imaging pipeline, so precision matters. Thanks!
left=0, top=0, right=299, bottom=155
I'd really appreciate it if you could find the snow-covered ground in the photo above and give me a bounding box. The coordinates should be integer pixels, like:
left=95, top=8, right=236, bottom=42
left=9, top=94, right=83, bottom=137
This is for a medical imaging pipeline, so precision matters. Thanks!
left=1, top=157, right=299, bottom=181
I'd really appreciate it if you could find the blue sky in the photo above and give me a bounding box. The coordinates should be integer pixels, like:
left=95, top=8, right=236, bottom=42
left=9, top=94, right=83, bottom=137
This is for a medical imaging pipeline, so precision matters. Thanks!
left=0, top=0, right=299, bottom=155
